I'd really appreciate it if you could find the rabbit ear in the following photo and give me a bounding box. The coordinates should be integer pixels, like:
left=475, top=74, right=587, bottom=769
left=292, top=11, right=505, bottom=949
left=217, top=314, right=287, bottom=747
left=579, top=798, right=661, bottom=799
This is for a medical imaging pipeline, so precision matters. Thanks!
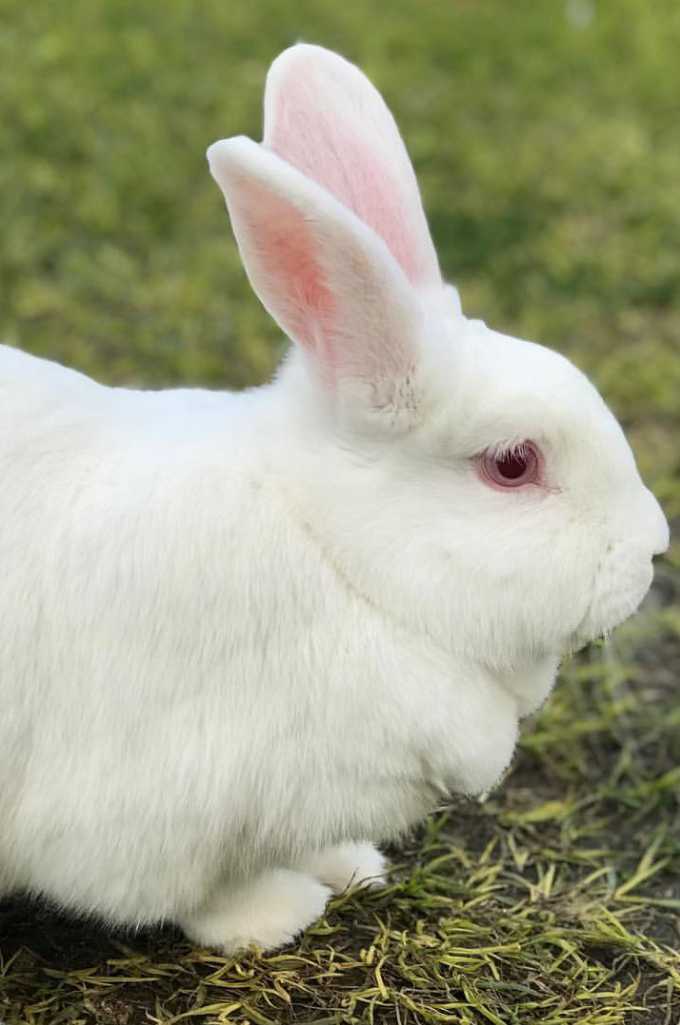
left=263, top=44, right=441, bottom=293
left=208, top=136, right=423, bottom=396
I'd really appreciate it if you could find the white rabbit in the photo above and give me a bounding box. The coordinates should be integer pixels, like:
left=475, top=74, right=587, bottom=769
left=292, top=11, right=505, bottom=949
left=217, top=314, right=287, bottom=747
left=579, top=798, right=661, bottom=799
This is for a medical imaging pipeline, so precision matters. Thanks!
left=0, top=44, right=668, bottom=954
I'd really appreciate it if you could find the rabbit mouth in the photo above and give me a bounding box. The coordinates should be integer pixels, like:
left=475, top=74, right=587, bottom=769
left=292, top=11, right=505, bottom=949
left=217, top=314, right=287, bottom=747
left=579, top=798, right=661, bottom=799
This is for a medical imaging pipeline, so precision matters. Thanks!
left=568, top=551, right=655, bottom=653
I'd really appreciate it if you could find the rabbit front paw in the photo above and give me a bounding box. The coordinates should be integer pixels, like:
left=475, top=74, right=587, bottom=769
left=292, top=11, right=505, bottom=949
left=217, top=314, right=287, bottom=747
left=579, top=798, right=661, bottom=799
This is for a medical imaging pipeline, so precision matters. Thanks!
left=178, top=868, right=331, bottom=954
left=298, top=842, right=387, bottom=893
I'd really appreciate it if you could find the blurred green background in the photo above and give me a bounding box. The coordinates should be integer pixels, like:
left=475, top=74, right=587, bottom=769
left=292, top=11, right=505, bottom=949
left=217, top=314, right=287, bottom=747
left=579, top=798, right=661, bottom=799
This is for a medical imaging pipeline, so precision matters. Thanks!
left=1, top=0, right=679, bottom=512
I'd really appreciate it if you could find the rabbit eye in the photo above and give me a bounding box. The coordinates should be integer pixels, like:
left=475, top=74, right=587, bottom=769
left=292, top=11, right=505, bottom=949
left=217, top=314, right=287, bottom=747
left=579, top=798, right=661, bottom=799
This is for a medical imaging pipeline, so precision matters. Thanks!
left=478, top=442, right=541, bottom=490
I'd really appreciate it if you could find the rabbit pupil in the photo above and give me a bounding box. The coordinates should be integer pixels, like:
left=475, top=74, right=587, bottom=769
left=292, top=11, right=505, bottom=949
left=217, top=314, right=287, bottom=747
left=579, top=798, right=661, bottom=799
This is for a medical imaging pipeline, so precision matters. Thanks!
left=496, top=452, right=528, bottom=479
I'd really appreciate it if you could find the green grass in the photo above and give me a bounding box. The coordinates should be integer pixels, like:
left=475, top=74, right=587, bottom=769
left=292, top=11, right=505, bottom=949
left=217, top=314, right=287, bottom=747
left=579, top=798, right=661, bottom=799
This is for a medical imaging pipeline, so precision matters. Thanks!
left=1, top=1, right=679, bottom=1022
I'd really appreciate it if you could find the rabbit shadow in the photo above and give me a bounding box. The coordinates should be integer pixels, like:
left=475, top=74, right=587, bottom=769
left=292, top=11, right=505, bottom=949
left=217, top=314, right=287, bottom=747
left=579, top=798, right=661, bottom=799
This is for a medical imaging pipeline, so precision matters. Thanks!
left=0, top=894, right=181, bottom=970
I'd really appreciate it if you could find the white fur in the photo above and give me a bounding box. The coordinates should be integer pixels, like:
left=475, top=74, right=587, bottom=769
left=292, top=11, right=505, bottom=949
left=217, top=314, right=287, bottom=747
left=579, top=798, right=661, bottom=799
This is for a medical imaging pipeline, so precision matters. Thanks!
left=0, top=45, right=668, bottom=952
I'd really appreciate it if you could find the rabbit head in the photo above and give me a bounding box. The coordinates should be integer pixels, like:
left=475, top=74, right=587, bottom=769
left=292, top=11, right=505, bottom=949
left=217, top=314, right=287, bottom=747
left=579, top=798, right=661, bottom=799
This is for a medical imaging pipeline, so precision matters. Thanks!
left=207, top=45, right=668, bottom=681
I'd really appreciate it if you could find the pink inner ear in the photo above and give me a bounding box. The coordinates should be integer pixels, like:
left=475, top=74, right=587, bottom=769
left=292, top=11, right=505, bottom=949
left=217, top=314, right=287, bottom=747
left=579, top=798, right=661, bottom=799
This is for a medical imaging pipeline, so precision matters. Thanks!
left=269, top=85, right=426, bottom=288
left=233, top=179, right=337, bottom=361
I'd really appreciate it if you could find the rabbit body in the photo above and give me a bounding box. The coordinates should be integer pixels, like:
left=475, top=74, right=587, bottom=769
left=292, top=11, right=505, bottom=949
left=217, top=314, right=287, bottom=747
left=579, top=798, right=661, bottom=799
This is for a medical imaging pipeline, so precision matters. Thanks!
left=0, top=44, right=668, bottom=950
left=0, top=341, right=525, bottom=930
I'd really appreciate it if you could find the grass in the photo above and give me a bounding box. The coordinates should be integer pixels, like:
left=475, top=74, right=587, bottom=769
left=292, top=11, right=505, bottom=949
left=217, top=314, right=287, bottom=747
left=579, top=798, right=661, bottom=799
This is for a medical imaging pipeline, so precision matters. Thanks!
left=1, top=1, right=679, bottom=1022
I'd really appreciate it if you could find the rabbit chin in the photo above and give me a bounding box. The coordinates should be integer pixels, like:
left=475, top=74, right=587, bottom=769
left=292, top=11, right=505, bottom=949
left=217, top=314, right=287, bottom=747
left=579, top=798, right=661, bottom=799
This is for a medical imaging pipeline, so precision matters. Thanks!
left=569, top=545, right=655, bottom=651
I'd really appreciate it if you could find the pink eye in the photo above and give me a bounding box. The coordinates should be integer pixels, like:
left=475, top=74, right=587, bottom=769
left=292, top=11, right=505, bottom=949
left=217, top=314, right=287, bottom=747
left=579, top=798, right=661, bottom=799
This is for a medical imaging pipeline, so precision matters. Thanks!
left=478, top=442, right=542, bottom=490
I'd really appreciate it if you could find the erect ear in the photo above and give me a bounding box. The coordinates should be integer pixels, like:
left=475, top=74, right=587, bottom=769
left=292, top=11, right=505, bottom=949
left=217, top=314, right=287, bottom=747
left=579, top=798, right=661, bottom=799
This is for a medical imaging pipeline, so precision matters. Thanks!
left=263, top=44, right=441, bottom=293
left=207, top=136, right=423, bottom=400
